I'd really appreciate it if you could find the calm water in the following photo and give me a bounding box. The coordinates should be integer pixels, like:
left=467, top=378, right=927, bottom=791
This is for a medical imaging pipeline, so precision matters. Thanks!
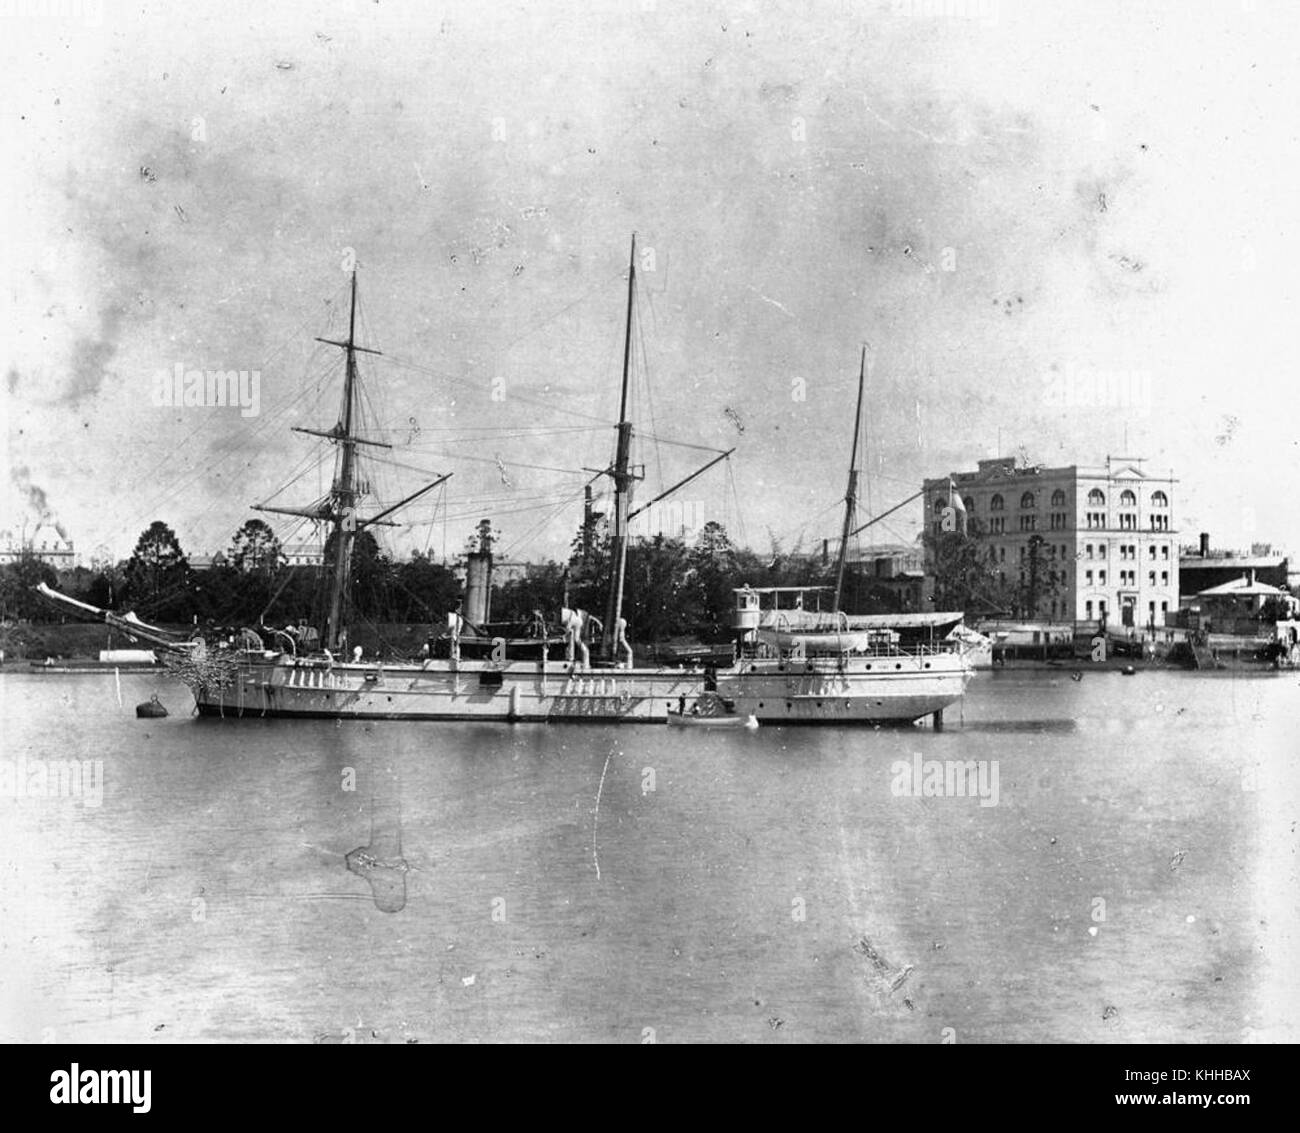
left=0, top=667, right=1295, bottom=1044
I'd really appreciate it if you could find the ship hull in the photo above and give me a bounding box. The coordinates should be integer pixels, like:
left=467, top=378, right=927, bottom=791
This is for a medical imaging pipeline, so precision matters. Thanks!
left=192, top=658, right=702, bottom=723
left=717, top=653, right=971, bottom=724
left=191, top=651, right=971, bottom=725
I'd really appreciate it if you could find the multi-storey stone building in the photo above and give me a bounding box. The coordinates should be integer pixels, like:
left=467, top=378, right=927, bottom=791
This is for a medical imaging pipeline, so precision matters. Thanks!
left=922, top=457, right=1179, bottom=630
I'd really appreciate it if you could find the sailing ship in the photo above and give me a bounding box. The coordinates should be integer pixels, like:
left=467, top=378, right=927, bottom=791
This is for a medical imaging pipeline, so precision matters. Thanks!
left=37, top=252, right=971, bottom=725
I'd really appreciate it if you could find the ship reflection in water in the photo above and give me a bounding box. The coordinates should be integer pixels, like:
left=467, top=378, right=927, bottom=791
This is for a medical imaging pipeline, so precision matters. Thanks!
left=345, top=757, right=408, bottom=913
left=0, top=668, right=1292, bottom=1043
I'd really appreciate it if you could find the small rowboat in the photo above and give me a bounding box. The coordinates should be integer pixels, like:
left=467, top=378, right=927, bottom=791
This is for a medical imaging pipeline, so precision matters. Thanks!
left=668, top=711, right=757, bottom=728
left=667, top=692, right=759, bottom=728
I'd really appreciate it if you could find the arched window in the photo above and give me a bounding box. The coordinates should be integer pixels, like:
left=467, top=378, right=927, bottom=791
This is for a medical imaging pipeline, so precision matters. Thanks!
left=990, top=494, right=1004, bottom=511
left=1020, top=491, right=1035, bottom=509
left=934, top=497, right=946, bottom=514
left=963, top=497, right=975, bottom=513
left=1087, top=489, right=1105, bottom=506
left=1151, top=490, right=1168, bottom=508
left=1051, top=489, right=1066, bottom=507
left=1120, top=489, right=1137, bottom=507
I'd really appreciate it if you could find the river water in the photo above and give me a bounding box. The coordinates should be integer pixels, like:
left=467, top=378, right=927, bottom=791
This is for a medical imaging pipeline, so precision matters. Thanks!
left=0, top=666, right=1295, bottom=1044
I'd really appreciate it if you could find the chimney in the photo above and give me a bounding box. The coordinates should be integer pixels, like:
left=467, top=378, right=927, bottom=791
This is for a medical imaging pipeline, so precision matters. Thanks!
left=1199, top=532, right=1210, bottom=557
left=822, top=538, right=829, bottom=566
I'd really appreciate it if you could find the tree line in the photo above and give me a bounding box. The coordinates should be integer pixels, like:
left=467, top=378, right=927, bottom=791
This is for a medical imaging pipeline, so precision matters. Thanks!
left=6, top=514, right=930, bottom=641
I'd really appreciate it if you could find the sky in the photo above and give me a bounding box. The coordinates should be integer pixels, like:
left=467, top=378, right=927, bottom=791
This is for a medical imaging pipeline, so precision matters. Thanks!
left=2, top=0, right=1298, bottom=568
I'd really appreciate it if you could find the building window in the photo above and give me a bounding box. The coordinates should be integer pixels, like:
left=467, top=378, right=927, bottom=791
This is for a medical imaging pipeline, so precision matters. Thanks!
left=1119, top=513, right=1136, bottom=530
left=1086, top=570, right=1093, bottom=585
left=1086, top=544, right=1093, bottom=559
left=963, top=497, right=975, bottom=513
left=1086, top=600, right=1093, bottom=619
left=1162, top=545, right=1168, bottom=559
left=1051, top=489, right=1066, bottom=507
left=1120, top=489, right=1137, bottom=507
left=1019, top=514, right=1037, bottom=531
left=1099, top=570, right=1107, bottom=585
left=1148, top=571, right=1156, bottom=586
left=990, top=494, right=1004, bottom=511
left=1151, top=490, right=1168, bottom=508
left=1149, top=545, right=1157, bottom=558
left=1160, top=571, right=1168, bottom=586
left=934, top=497, right=946, bottom=514
left=1088, top=489, right=1105, bottom=506
left=999, top=546, right=1006, bottom=562
left=989, top=517, right=1005, bottom=534
left=1020, top=491, right=1035, bottom=509
left=1098, top=544, right=1106, bottom=558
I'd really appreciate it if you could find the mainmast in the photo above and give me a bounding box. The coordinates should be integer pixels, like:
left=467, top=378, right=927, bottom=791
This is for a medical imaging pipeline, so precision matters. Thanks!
left=832, top=346, right=867, bottom=615
left=602, top=234, right=640, bottom=661
left=322, top=272, right=363, bottom=650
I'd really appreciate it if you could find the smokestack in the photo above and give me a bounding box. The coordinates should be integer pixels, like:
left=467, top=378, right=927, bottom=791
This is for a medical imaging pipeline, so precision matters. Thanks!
left=822, top=538, right=829, bottom=566
left=464, top=518, right=495, bottom=626
left=1199, top=532, right=1209, bottom=557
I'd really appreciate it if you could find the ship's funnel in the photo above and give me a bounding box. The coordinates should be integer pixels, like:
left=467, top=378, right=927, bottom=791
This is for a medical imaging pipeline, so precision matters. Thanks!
left=465, top=551, right=492, bottom=626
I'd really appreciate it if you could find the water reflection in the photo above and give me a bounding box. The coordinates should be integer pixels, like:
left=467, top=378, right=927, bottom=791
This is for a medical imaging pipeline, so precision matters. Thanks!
left=345, top=755, right=408, bottom=913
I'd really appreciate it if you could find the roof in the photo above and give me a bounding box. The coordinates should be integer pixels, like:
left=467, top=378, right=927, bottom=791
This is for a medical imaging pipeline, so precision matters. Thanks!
left=1180, top=555, right=1285, bottom=570
left=1196, top=577, right=1287, bottom=598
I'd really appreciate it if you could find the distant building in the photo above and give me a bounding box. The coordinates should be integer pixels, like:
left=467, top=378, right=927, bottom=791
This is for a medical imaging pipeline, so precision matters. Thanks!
left=846, top=543, right=926, bottom=611
left=1177, top=534, right=1289, bottom=600
left=922, top=456, right=1179, bottom=630
left=452, top=557, right=530, bottom=586
left=0, top=521, right=76, bottom=569
left=188, top=551, right=229, bottom=571
left=282, top=542, right=325, bottom=568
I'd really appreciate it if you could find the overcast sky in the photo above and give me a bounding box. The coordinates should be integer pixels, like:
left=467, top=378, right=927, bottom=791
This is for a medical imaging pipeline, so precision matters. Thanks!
left=3, top=0, right=1297, bottom=567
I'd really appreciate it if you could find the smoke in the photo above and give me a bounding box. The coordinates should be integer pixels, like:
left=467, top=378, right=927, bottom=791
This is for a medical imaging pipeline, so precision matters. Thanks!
left=62, top=303, right=125, bottom=404
left=10, top=466, right=69, bottom=540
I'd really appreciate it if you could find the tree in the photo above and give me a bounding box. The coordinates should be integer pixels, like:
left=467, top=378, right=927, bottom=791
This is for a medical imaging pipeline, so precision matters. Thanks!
left=0, top=553, right=58, bottom=621
left=323, top=528, right=393, bottom=620
left=494, top=561, right=567, bottom=623
left=624, top=534, right=698, bottom=642
left=394, top=551, right=461, bottom=621
left=229, top=518, right=283, bottom=576
left=124, top=521, right=191, bottom=618
left=566, top=512, right=610, bottom=618
left=689, top=521, right=740, bottom=638
left=923, top=521, right=1007, bottom=615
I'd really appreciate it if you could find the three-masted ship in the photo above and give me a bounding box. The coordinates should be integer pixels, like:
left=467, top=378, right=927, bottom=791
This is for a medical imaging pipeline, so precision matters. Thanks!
left=38, top=253, right=972, bottom=725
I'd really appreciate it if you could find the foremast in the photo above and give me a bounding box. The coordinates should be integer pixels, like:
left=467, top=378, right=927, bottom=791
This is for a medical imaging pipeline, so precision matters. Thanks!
left=254, top=270, right=449, bottom=652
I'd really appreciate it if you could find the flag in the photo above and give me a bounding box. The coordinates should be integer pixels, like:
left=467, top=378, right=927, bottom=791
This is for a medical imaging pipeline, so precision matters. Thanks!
left=949, top=479, right=967, bottom=534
